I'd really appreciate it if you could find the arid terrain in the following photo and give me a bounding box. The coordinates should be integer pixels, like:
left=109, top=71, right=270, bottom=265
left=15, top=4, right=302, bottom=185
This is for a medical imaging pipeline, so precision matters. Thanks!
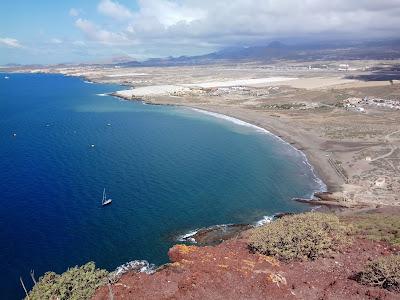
left=15, top=58, right=400, bottom=208
left=93, top=207, right=400, bottom=300
left=13, top=59, right=400, bottom=300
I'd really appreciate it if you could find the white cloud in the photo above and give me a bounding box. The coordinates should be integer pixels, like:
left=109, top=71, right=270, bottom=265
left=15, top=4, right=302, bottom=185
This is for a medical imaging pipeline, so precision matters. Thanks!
left=134, top=0, right=205, bottom=27
left=119, top=0, right=400, bottom=47
left=50, top=38, right=63, bottom=44
left=0, top=37, right=23, bottom=48
left=69, top=8, right=80, bottom=17
left=74, top=0, right=400, bottom=58
left=75, top=18, right=130, bottom=45
left=98, top=0, right=132, bottom=21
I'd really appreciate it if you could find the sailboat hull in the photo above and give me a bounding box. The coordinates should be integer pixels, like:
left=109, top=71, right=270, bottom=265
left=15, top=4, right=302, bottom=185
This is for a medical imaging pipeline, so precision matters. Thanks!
left=102, top=199, right=112, bottom=206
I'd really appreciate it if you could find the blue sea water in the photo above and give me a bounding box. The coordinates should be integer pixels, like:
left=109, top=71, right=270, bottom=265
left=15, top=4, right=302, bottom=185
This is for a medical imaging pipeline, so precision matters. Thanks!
left=0, top=73, right=323, bottom=299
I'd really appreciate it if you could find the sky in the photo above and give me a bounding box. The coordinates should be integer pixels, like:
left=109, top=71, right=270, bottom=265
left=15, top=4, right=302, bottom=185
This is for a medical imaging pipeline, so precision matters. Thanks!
left=1, top=0, right=400, bottom=64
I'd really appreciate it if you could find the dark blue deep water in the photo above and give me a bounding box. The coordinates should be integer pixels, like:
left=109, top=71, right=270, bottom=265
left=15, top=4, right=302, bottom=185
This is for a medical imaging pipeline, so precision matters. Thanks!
left=0, top=73, right=323, bottom=299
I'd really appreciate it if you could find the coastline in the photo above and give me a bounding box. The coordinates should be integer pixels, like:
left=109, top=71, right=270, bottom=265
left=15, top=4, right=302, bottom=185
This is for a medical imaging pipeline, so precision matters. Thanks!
left=186, top=107, right=327, bottom=194
left=109, top=86, right=341, bottom=197
left=8, top=69, right=399, bottom=207
left=113, top=92, right=339, bottom=194
left=10, top=73, right=363, bottom=237
left=109, top=92, right=351, bottom=242
left=107, top=86, right=352, bottom=245
left=100, top=74, right=379, bottom=211
left=181, top=105, right=341, bottom=194
left=4, top=72, right=389, bottom=205
left=11, top=71, right=399, bottom=299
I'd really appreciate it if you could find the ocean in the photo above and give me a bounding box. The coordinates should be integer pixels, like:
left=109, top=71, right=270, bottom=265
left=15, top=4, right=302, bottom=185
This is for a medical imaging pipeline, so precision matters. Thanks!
left=0, top=73, right=323, bottom=299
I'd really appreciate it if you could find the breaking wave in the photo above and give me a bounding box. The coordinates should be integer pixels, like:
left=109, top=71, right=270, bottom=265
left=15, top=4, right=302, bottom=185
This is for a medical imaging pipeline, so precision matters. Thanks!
left=177, top=223, right=235, bottom=244
left=254, top=215, right=274, bottom=227
left=110, top=260, right=157, bottom=281
left=177, top=229, right=199, bottom=243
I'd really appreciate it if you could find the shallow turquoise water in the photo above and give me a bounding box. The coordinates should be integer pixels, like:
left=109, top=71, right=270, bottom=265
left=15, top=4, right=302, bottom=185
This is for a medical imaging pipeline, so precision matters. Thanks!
left=0, top=73, right=322, bottom=299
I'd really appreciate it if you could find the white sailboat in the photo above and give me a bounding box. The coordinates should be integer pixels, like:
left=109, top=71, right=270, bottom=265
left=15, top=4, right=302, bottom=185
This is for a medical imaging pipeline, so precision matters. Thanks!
left=102, top=188, right=112, bottom=206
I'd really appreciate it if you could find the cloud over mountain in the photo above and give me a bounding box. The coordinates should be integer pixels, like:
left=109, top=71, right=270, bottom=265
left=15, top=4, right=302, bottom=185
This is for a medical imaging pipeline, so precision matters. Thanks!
left=71, top=0, right=400, bottom=57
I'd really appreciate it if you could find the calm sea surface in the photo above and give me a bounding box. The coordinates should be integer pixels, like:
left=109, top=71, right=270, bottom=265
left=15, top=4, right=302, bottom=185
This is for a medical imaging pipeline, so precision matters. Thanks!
left=0, top=73, right=323, bottom=299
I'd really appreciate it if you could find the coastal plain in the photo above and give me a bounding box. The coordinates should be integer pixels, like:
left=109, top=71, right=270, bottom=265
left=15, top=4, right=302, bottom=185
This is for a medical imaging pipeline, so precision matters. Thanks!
left=23, top=59, right=400, bottom=208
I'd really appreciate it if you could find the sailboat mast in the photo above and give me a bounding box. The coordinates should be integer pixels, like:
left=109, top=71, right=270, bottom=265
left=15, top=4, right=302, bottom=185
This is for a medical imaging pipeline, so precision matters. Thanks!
left=101, top=187, right=112, bottom=206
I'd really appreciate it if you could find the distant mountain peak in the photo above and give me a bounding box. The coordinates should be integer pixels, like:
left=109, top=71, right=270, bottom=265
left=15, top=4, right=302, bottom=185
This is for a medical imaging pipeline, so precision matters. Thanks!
left=267, top=41, right=286, bottom=48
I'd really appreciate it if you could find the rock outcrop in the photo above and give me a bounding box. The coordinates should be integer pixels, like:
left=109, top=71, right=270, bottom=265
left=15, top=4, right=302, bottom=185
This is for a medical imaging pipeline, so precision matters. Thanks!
left=93, top=236, right=398, bottom=299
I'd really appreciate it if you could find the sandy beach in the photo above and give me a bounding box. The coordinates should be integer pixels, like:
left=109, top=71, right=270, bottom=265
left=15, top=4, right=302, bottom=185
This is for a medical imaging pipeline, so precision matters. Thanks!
left=9, top=60, right=400, bottom=207
left=106, top=63, right=399, bottom=207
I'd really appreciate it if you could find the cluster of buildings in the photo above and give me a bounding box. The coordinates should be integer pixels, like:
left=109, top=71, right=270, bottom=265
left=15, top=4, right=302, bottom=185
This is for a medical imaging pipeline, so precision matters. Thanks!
left=343, top=96, right=400, bottom=112
left=362, top=96, right=400, bottom=110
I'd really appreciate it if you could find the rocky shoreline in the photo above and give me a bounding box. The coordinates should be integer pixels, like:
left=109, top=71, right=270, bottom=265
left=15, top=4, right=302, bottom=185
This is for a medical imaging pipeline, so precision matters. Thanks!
left=93, top=206, right=400, bottom=299
left=107, top=78, right=377, bottom=250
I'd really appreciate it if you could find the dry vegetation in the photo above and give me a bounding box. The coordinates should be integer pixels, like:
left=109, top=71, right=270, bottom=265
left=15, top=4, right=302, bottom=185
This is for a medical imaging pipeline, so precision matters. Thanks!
left=341, top=212, right=400, bottom=246
left=358, top=255, right=400, bottom=293
left=26, top=262, right=108, bottom=300
left=248, top=212, right=350, bottom=260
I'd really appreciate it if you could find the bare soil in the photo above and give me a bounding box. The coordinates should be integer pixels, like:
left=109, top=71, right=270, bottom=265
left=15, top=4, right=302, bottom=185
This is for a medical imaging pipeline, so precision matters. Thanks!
left=93, top=235, right=399, bottom=300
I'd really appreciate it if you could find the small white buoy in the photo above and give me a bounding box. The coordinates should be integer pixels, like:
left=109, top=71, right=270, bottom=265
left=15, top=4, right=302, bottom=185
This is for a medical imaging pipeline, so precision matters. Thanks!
left=12, top=133, right=17, bottom=137
left=4, top=76, right=9, bottom=79
left=107, top=123, right=111, bottom=126
left=90, top=144, right=95, bottom=148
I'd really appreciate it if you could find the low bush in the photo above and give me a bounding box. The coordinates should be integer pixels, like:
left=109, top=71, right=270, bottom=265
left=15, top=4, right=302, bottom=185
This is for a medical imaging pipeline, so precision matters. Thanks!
left=248, top=212, right=350, bottom=260
left=27, top=262, right=108, bottom=300
left=358, top=255, right=400, bottom=293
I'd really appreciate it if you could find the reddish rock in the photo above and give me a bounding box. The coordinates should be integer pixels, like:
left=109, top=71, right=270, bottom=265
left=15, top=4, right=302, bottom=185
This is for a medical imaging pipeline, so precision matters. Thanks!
left=93, top=237, right=398, bottom=300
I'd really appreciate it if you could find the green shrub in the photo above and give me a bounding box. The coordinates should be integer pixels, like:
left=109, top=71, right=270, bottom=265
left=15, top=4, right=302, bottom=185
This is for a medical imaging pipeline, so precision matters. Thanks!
left=27, top=262, right=108, bottom=300
left=358, top=255, right=400, bottom=293
left=248, top=212, right=349, bottom=260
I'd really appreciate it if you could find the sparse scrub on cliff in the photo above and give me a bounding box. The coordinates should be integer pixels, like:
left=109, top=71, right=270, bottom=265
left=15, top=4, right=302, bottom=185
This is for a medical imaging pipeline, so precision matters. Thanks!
left=357, top=255, right=400, bottom=293
left=26, top=262, right=109, bottom=300
left=248, top=212, right=350, bottom=260
left=342, top=214, right=400, bottom=246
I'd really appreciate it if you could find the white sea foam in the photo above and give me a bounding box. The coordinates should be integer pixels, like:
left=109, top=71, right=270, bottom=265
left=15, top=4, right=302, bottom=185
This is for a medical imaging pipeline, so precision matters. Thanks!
left=96, top=93, right=108, bottom=97
left=311, top=206, right=322, bottom=212
left=177, top=229, right=199, bottom=243
left=189, top=107, right=327, bottom=194
left=255, top=215, right=274, bottom=227
left=177, top=223, right=235, bottom=244
left=110, top=260, right=156, bottom=281
left=179, top=217, right=275, bottom=244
